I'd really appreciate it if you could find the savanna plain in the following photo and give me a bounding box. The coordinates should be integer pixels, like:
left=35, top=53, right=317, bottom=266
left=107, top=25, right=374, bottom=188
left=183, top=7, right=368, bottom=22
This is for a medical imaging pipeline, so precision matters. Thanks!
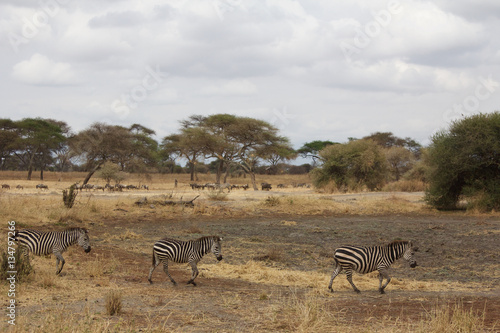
left=0, top=171, right=499, bottom=332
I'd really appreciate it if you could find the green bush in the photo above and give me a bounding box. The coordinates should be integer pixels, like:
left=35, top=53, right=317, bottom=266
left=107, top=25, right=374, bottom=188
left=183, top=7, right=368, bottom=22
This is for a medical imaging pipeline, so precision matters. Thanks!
left=311, top=139, right=388, bottom=191
left=425, top=112, right=500, bottom=211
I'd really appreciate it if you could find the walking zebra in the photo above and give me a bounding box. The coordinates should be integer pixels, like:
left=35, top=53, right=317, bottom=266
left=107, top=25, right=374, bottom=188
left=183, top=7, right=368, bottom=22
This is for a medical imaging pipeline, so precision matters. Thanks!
left=148, top=236, right=223, bottom=286
left=14, top=227, right=91, bottom=275
left=328, top=240, right=418, bottom=294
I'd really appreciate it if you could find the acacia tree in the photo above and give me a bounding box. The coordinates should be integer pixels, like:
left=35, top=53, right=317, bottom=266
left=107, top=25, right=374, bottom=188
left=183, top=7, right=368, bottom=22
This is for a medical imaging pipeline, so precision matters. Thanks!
left=162, top=127, right=208, bottom=181
left=70, top=122, right=158, bottom=184
left=13, top=118, right=66, bottom=180
left=297, top=140, right=337, bottom=166
left=425, top=112, right=500, bottom=211
left=0, top=119, right=17, bottom=170
left=229, top=117, right=293, bottom=189
left=264, top=144, right=297, bottom=174
left=177, top=114, right=294, bottom=189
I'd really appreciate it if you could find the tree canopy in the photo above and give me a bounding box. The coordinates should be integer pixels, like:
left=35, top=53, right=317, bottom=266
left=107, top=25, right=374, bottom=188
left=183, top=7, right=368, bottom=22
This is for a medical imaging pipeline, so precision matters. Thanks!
left=425, top=112, right=500, bottom=211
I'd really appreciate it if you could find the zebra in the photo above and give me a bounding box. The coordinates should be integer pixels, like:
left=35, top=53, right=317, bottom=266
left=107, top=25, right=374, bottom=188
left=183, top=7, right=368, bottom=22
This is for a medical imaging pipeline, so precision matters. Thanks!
left=14, top=227, right=91, bottom=275
left=328, top=240, right=418, bottom=294
left=148, top=236, right=223, bottom=286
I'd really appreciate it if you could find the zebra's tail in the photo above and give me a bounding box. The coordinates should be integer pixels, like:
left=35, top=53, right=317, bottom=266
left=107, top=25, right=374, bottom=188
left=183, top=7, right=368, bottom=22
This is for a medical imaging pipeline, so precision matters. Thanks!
left=333, top=256, right=341, bottom=270
left=151, top=248, right=156, bottom=266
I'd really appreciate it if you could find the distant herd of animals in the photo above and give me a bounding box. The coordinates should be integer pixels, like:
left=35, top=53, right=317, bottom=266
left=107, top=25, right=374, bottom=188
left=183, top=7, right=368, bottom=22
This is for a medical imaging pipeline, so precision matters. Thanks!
left=12, top=227, right=418, bottom=294
left=0, top=183, right=149, bottom=191
left=189, top=182, right=311, bottom=191
left=1, top=182, right=311, bottom=192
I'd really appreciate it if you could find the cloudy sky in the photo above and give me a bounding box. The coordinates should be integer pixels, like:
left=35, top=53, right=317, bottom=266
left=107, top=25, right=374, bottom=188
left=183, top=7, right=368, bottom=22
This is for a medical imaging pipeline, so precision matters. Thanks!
left=1, top=0, right=499, bottom=151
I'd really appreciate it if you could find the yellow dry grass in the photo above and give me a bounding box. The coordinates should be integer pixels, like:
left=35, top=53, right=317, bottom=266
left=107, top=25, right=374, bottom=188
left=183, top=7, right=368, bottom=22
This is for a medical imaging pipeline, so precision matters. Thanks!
left=1, top=171, right=498, bottom=332
left=200, top=261, right=488, bottom=294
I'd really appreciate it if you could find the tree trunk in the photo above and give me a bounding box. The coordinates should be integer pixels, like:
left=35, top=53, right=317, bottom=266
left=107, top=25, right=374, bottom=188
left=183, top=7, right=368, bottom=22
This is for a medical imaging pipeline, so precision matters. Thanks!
left=83, top=164, right=102, bottom=184
left=27, top=152, right=36, bottom=180
left=40, top=168, right=44, bottom=180
left=249, top=171, right=258, bottom=191
left=223, top=166, right=230, bottom=183
left=189, top=161, right=195, bottom=181
left=215, top=159, right=224, bottom=184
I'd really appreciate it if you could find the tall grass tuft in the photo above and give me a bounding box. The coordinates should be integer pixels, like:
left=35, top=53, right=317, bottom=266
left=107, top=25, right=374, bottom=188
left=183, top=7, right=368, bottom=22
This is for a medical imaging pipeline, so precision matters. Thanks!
left=62, top=185, right=78, bottom=208
left=105, top=290, right=123, bottom=316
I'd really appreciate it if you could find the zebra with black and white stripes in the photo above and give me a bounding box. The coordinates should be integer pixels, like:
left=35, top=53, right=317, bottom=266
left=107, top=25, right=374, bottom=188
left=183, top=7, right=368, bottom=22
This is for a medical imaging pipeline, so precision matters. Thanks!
left=14, top=227, right=91, bottom=275
left=148, top=236, right=223, bottom=286
left=328, top=240, right=418, bottom=294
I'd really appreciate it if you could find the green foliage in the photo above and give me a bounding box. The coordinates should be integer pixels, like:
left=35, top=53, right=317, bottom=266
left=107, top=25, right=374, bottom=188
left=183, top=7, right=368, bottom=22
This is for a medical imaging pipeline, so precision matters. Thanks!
left=425, top=112, right=500, bottom=211
left=98, top=162, right=121, bottom=184
left=1, top=249, right=33, bottom=283
left=311, top=139, right=388, bottom=191
left=62, top=185, right=78, bottom=208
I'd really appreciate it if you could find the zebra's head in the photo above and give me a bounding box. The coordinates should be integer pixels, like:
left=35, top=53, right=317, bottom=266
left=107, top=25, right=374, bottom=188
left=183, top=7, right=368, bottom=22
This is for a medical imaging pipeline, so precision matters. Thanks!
left=211, top=236, right=223, bottom=261
left=77, top=228, right=91, bottom=253
left=403, top=242, right=418, bottom=268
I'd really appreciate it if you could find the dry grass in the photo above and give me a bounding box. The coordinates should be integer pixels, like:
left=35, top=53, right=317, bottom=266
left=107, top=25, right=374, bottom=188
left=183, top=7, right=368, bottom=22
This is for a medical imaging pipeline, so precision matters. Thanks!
left=267, top=290, right=340, bottom=332
left=1, top=171, right=499, bottom=332
left=414, top=301, right=491, bottom=333
left=105, top=290, right=123, bottom=316
left=201, top=261, right=488, bottom=294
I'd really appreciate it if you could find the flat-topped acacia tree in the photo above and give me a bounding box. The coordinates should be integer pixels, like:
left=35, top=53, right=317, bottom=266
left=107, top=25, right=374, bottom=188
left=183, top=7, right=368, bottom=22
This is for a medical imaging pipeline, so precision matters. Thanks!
left=170, top=114, right=294, bottom=190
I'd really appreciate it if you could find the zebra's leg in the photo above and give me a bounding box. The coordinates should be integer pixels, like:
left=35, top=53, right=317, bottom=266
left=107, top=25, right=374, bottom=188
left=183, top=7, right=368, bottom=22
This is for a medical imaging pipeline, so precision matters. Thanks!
left=346, top=269, right=361, bottom=293
left=148, top=253, right=160, bottom=284
left=54, top=252, right=65, bottom=275
left=328, top=261, right=342, bottom=292
left=378, top=268, right=391, bottom=294
left=187, top=261, right=199, bottom=286
left=162, top=261, right=177, bottom=286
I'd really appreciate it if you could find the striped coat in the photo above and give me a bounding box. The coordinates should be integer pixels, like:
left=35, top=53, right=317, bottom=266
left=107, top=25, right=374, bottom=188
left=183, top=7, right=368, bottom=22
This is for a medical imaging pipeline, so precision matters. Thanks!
left=328, top=240, right=417, bottom=294
left=15, top=227, right=91, bottom=274
left=148, top=236, right=223, bottom=286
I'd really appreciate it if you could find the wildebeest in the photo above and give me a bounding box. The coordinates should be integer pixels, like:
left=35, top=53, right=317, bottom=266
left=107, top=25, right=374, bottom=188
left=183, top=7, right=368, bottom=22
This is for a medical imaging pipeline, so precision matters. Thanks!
left=1, top=184, right=10, bottom=189
left=261, top=183, right=272, bottom=191
left=36, top=184, right=48, bottom=189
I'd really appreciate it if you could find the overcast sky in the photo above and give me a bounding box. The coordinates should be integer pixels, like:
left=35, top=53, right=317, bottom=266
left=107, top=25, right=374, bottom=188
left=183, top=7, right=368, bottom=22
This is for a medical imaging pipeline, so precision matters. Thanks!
left=1, top=0, right=499, bottom=151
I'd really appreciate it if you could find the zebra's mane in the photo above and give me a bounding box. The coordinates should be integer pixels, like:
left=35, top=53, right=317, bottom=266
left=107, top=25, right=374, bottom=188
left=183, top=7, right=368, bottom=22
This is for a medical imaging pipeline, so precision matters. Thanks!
left=196, top=236, right=221, bottom=242
left=64, top=227, right=87, bottom=233
left=388, top=240, right=409, bottom=247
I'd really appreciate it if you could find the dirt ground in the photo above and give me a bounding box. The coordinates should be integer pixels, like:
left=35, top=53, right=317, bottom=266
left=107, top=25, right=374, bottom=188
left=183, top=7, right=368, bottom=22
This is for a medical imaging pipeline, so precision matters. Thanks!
left=1, top=186, right=499, bottom=332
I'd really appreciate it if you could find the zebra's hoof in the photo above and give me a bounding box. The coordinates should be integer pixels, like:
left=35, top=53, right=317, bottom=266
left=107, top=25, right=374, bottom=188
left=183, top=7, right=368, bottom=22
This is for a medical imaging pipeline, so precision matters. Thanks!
left=148, top=280, right=153, bottom=284
left=379, top=289, right=386, bottom=294
left=354, top=289, right=361, bottom=294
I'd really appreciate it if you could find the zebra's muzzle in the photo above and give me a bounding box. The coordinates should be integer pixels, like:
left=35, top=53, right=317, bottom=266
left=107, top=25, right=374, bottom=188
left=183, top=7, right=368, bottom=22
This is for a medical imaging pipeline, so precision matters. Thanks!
left=85, top=247, right=91, bottom=253
left=217, top=256, right=223, bottom=261
left=410, top=262, right=417, bottom=268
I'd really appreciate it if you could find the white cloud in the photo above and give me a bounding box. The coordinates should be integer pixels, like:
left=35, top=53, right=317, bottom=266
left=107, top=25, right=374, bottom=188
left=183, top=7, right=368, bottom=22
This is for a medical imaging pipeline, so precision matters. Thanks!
left=1, top=0, right=499, bottom=150
left=200, top=79, right=258, bottom=96
left=11, top=53, right=77, bottom=85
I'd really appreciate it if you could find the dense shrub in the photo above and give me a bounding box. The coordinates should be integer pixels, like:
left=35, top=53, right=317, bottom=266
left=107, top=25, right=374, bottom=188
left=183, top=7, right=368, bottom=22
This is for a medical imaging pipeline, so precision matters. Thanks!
left=311, top=139, right=388, bottom=191
left=425, top=112, right=500, bottom=211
